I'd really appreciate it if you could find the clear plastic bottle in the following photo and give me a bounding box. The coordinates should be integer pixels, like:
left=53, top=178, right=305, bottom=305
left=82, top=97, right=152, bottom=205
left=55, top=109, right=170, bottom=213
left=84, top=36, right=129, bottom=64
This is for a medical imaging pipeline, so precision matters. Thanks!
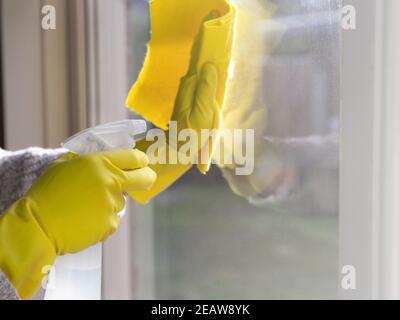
left=44, top=120, right=147, bottom=300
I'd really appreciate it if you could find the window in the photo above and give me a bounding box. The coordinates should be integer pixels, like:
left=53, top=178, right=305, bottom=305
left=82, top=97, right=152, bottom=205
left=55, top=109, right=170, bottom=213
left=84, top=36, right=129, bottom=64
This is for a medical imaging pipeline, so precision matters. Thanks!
left=123, top=0, right=341, bottom=299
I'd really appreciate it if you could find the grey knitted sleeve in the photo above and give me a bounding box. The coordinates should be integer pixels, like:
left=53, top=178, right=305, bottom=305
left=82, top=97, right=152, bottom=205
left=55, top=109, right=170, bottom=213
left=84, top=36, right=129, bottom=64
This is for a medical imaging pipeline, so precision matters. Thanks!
left=0, top=147, right=67, bottom=300
left=0, top=272, right=19, bottom=300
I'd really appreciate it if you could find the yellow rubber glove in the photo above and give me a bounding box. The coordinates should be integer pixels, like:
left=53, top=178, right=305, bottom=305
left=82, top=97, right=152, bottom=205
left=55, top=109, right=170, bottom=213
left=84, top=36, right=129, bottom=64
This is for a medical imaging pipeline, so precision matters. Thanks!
left=130, top=62, right=219, bottom=204
left=0, top=149, right=156, bottom=299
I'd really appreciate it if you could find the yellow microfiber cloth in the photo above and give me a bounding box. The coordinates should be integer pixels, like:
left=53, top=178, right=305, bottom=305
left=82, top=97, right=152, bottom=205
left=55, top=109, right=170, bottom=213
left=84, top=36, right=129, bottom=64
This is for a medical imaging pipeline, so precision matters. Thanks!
left=126, top=0, right=280, bottom=204
left=126, top=0, right=237, bottom=131
left=127, top=0, right=237, bottom=204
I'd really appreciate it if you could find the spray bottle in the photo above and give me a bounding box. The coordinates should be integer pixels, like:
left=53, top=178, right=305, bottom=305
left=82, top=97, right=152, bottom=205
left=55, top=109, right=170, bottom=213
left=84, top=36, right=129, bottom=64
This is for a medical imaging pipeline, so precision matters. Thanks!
left=44, top=120, right=147, bottom=300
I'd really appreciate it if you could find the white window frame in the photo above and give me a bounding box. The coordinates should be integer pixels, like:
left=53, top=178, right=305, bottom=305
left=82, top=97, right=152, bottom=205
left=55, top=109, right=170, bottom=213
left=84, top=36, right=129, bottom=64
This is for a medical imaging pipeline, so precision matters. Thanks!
left=340, top=0, right=400, bottom=299
left=1, top=0, right=153, bottom=300
left=1, top=0, right=71, bottom=150
left=1, top=0, right=88, bottom=299
left=85, top=0, right=155, bottom=300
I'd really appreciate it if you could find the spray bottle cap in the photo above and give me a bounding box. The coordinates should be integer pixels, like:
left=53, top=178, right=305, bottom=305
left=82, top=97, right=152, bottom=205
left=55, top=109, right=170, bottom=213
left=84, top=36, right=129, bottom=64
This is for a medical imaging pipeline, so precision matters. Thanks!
left=62, top=120, right=148, bottom=155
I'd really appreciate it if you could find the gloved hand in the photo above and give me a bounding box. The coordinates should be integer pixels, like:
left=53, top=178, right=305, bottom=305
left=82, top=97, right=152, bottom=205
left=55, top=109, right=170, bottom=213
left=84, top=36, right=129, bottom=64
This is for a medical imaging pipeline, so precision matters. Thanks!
left=170, top=11, right=221, bottom=173
left=0, top=149, right=156, bottom=299
left=130, top=13, right=221, bottom=204
left=170, top=63, right=219, bottom=157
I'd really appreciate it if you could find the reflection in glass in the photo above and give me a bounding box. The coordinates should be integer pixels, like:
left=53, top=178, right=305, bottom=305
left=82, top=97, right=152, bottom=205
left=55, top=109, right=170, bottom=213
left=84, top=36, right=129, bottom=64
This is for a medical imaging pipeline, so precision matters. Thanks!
left=127, top=0, right=341, bottom=299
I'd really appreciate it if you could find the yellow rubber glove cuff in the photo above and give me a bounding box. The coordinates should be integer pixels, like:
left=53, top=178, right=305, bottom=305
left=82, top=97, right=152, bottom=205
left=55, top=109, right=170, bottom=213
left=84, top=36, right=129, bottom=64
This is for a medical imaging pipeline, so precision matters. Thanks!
left=0, top=198, right=56, bottom=299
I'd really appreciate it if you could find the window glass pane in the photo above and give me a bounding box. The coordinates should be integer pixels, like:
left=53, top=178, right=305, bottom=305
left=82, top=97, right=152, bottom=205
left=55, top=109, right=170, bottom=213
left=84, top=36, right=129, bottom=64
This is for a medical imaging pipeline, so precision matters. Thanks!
left=127, top=0, right=341, bottom=299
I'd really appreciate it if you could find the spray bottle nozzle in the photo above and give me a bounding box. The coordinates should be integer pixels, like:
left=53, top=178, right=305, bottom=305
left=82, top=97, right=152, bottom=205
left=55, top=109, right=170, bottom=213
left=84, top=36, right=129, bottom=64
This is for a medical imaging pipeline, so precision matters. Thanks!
left=62, top=120, right=148, bottom=155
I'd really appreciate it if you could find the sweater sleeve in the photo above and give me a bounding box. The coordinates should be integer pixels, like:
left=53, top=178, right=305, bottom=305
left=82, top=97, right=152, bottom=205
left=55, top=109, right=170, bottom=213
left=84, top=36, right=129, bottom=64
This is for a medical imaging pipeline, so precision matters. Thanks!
left=0, top=272, right=19, bottom=300
left=0, top=147, right=67, bottom=300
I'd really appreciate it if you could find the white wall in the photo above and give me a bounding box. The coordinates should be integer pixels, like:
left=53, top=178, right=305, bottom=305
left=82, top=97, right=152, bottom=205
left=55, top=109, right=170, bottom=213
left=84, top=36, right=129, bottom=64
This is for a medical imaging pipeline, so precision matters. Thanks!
left=1, top=0, right=71, bottom=150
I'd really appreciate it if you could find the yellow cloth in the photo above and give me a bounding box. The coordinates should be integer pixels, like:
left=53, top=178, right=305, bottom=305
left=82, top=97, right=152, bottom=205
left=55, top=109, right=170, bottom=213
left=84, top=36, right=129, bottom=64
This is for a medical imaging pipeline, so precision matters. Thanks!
left=126, top=0, right=237, bottom=204
left=129, top=160, right=191, bottom=205
left=126, top=1, right=280, bottom=204
left=126, top=0, right=236, bottom=131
